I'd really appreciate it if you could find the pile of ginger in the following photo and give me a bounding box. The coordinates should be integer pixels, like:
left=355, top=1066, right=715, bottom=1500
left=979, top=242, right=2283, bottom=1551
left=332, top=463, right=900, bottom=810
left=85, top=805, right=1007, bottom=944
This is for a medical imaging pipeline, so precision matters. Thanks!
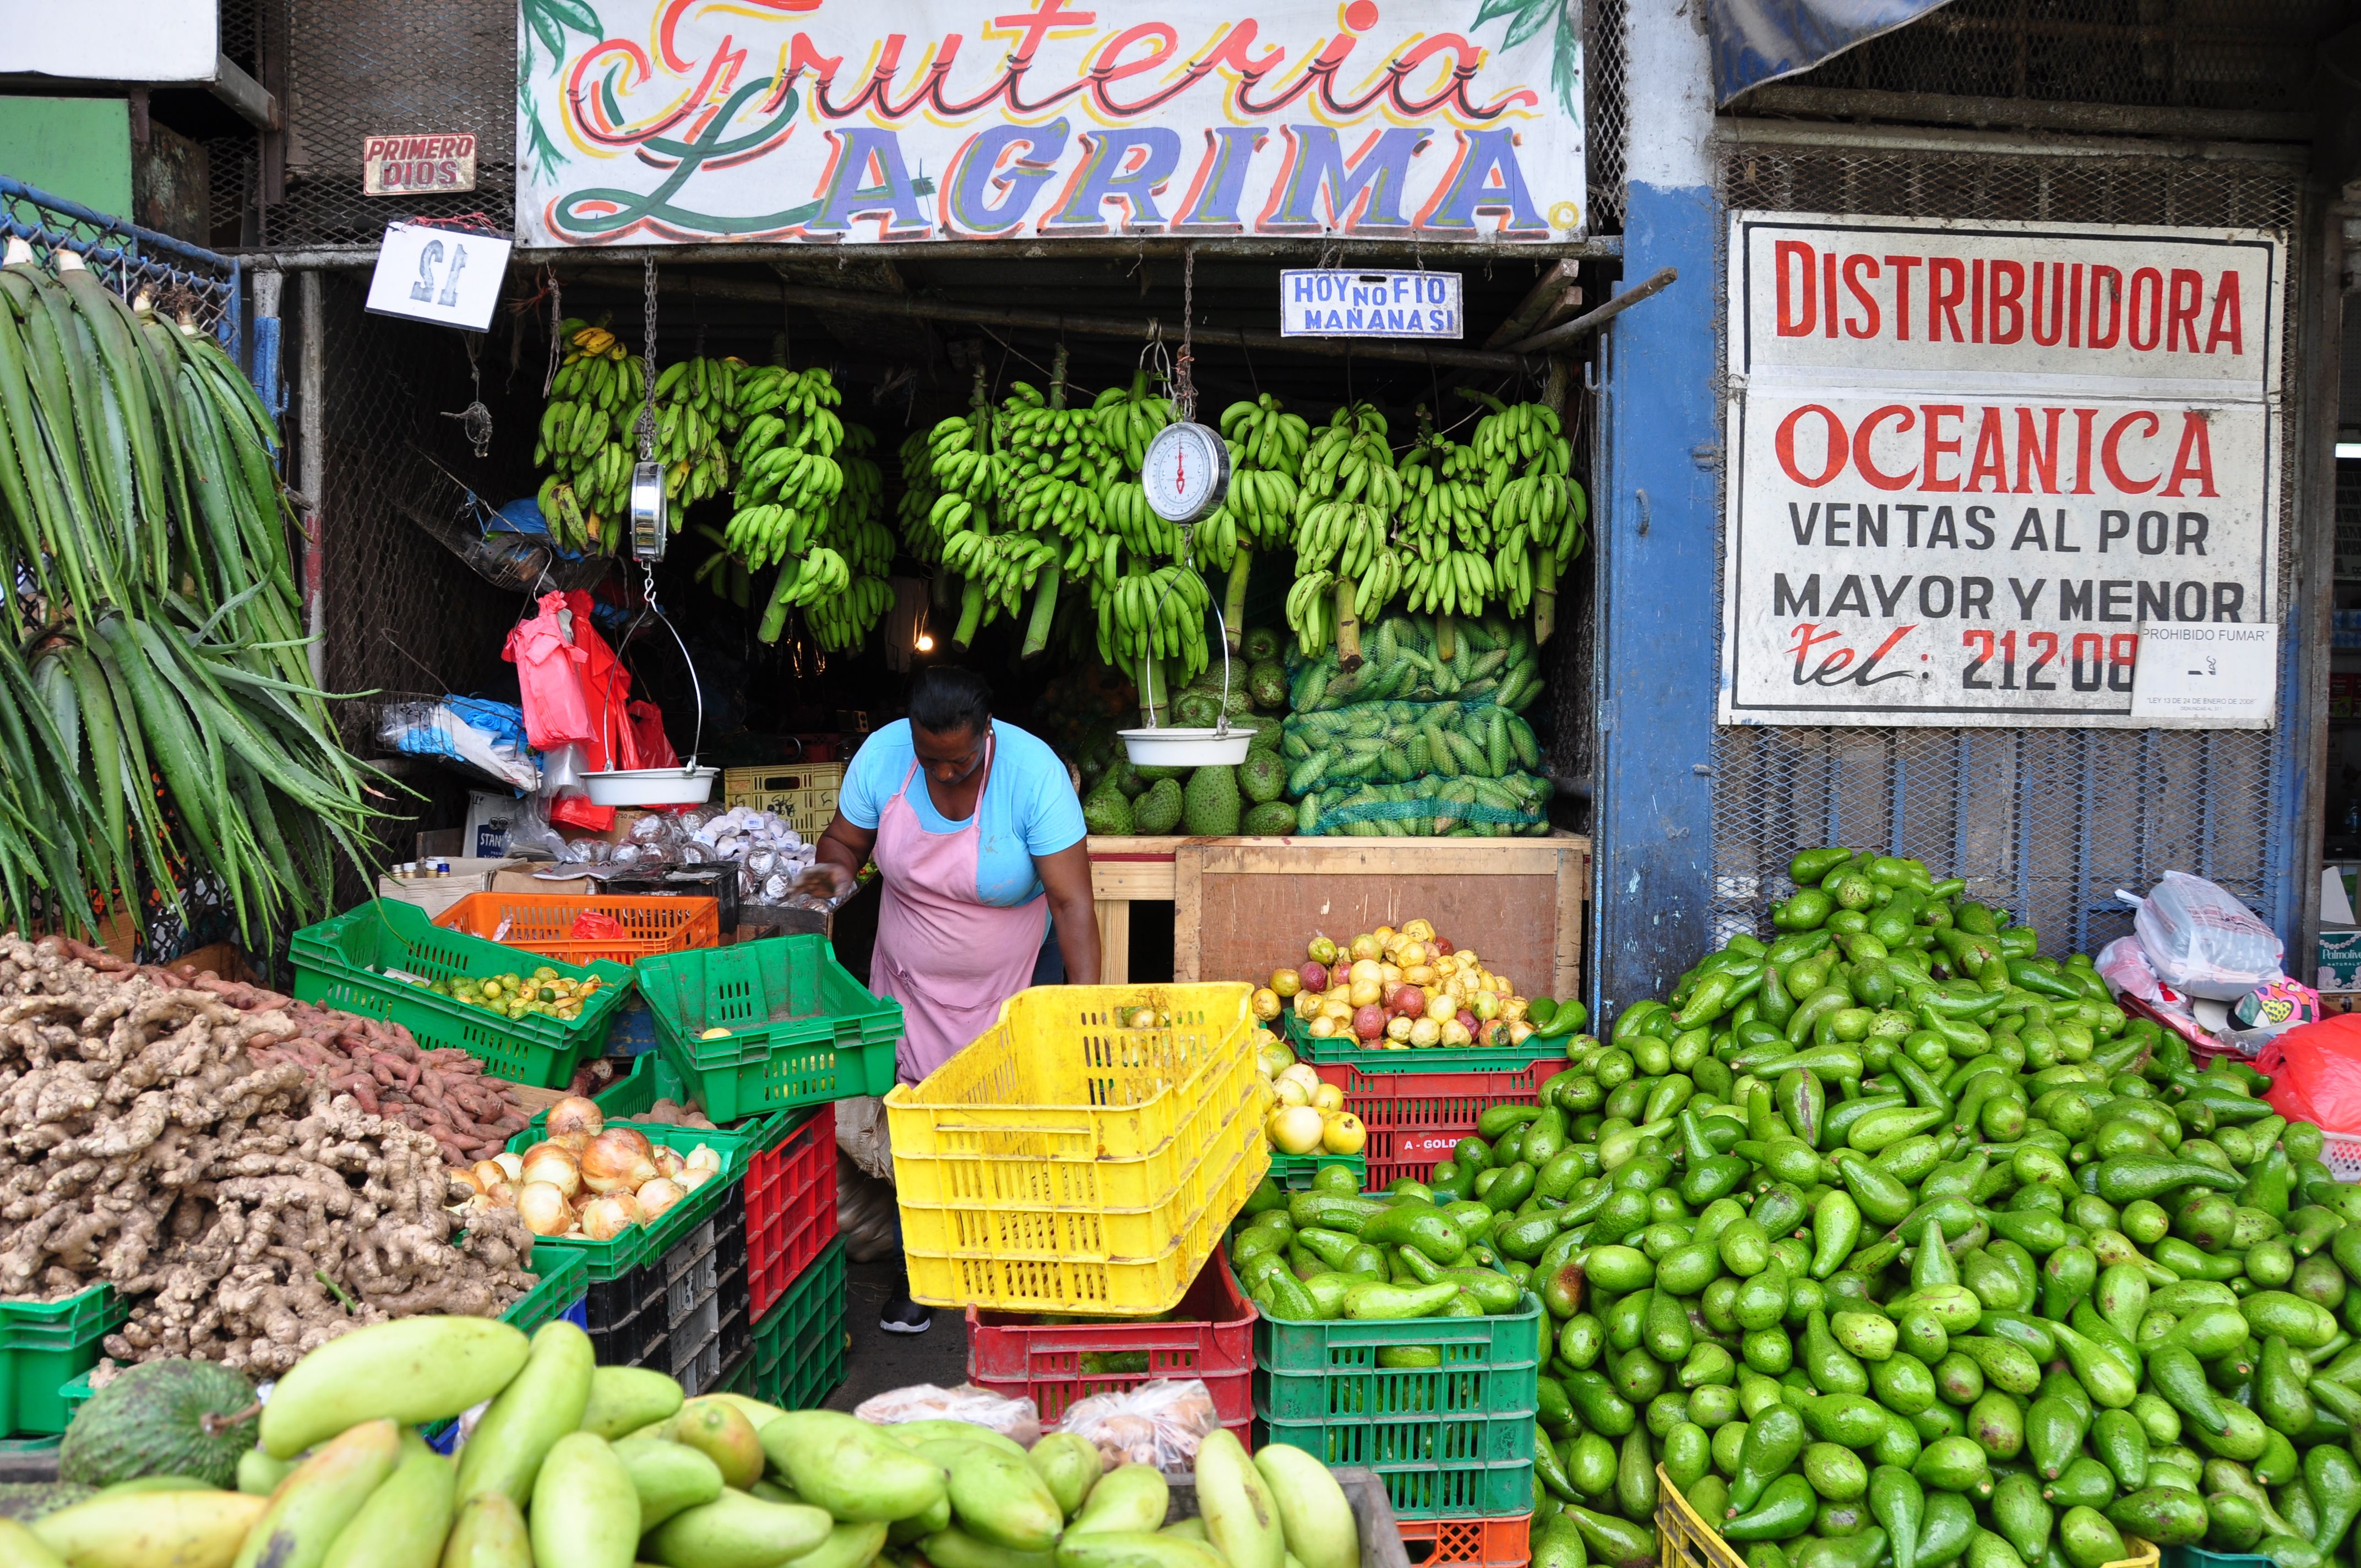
left=0, top=935, right=535, bottom=1376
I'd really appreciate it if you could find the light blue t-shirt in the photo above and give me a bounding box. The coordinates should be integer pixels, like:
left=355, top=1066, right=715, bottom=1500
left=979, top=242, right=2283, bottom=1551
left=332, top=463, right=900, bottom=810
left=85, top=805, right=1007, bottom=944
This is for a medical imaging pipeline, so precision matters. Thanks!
left=839, top=718, right=1086, bottom=907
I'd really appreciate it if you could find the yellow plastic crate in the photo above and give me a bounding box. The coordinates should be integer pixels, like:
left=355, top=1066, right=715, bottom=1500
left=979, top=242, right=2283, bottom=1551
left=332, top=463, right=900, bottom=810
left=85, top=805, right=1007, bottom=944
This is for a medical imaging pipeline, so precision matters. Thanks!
left=888, top=983, right=1265, bottom=1315
left=886, top=984, right=1258, bottom=1161
left=903, top=1137, right=1267, bottom=1316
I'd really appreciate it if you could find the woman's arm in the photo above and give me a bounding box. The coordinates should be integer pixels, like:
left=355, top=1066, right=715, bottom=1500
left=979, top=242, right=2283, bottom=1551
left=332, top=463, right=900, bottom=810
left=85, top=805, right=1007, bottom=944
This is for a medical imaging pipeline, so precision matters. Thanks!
left=1034, top=841, right=1102, bottom=985
left=791, top=813, right=877, bottom=900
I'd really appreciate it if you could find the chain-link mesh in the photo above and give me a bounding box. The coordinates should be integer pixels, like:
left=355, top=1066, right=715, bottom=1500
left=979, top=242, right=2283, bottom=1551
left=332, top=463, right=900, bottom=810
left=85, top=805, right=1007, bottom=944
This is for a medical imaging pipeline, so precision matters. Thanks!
left=1584, top=0, right=1628, bottom=231
left=268, top=0, right=515, bottom=247
left=0, top=179, right=239, bottom=338
left=1710, top=140, right=2305, bottom=957
left=1771, top=0, right=2345, bottom=112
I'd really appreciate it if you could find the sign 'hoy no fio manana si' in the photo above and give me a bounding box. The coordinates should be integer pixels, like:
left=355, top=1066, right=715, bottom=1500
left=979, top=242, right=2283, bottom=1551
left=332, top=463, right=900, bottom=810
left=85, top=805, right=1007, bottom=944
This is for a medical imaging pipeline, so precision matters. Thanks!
left=1720, top=212, right=2283, bottom=729
left=1281, top=269, right=1464, bottom=337
left=513, top=1, right=1584, bottom=247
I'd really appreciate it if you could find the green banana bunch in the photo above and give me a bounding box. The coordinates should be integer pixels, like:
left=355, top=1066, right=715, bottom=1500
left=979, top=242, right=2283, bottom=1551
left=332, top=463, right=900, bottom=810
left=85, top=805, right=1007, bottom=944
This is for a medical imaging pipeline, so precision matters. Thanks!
left=534, top=322, right=646, bottom=553
left=895, top=429, right=945, bottom=567
left=692, top=524, right=754, bottom=609
left=648, top=354, right=740, bottom=511
left=1096, top=562, right=1212, bottom=713
left=1090, top=370, right=1173, bottom=469
left=1218, top=392, right=1309, bottom=479
left=755, top=546, right=851, bottom=642
left=807, top=575, right=895, bottom=654
left=813, top=422, right=894, bottom=651
left=727, top=367, right=846, bottom=571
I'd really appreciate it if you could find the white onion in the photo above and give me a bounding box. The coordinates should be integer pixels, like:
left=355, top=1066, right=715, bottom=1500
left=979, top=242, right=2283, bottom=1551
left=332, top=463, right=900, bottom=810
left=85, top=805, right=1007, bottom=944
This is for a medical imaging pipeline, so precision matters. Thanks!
left=581, top=1129, right=659, bottom=1194
left=493, top=1151, right=523, bottom=1182
left=677, top=1165, right=713, bottom=1193
left=635, top=1178, right=687, bottom=1220
left=519, top=1144, right=581, bottom=1198
left=654, top=1149, right=686, bottom=1179
left=448, top=1167, right=485, bottom=1197
left=553, top=1131, right=593, bottom=1155
left=547, top=1096, right=605, bottom=1139
left=516, top=1182, right=573, bottom=1236
left=580, top=1194, right=641, bottom=1240
left=468, top=1160, right=507, bottom=1194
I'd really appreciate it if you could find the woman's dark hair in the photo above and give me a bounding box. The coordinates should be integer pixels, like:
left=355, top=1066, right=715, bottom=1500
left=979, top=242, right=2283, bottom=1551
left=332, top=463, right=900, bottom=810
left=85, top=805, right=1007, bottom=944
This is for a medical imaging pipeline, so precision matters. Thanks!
left=907, top=666, right=993, bottom=737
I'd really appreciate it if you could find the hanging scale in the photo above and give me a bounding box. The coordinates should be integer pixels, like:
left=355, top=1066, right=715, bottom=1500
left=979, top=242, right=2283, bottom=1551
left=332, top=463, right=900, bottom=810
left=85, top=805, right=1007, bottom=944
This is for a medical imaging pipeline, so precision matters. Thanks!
left=1141, top=246, right=1229, bottom=526
left=628, top=255, right=668, bottom=562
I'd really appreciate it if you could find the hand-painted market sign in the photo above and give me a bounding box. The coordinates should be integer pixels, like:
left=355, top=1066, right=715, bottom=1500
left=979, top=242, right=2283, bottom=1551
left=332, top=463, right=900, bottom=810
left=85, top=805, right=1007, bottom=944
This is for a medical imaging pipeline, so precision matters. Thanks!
left=1720, top=212, right=2283, bottom=729
left=363, top=133, right=478, bottom=195
left=1280, top=270, right=1464, bottom=337
left=513, top=0, right=1586, bottom=247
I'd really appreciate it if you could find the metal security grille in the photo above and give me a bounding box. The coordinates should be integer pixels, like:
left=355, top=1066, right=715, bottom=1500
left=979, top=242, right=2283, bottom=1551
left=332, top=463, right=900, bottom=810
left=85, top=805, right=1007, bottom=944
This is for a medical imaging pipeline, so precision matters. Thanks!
left=1585, top=0, right=1629, bottom=231
left=269, top=0, right=516, bottom=246
left=1774, top=0, right=2342, bottom=113
left=1708, top=138, right=2305, bottom=956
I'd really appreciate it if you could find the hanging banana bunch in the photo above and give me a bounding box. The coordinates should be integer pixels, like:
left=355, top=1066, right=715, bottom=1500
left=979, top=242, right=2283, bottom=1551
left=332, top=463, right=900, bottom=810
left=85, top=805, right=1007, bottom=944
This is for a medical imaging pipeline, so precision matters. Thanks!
left=1477, top=399, right=1585, bottom=638
left=1214, top=393, right=1309, bottom=651
left=895, top=429, right=944, bottom=569
left=806, top=423, right=895, bottom=654
left=1002, top=356, right=1119, bottom=657
left=1289, top=402, right=1399, bottom=667
left=691, top=524, right=754, bottom=609
left=729, top=366, right=844, bottom=581
left=648, top=354, right=739, bottom=512
left=535, top=319, right=644, bottom=554
left=1394, top=416, right=1502, bottom=634
left=1090, top=369, right=1173, bottom=470
left=1098, top=562, right=1211, bottom=724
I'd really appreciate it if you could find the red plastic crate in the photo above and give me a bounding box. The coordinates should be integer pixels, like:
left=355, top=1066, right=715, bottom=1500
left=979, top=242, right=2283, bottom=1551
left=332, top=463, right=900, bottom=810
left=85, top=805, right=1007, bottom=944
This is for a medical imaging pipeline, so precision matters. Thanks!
left=747, top=1103, right=839, bottom=1317
left=1397, top=1515, right=1531, bottom=1568
left=967, top=1254, right=1255, bottom=1443
left=1313, top=1060, right=1555, bottom=1190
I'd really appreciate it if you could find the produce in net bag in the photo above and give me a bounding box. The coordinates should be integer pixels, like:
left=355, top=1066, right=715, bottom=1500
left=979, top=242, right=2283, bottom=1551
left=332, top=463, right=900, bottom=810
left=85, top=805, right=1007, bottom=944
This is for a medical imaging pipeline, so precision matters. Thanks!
left=1282, top=699, right=1539, bottom=792
left=1297, top=770, right=1553, bottom=837
left=2118, top=870, right=2285, bottom=1000
left=1056, top=1378, right=1222, bottom=1471
left=854, top=1384, right=1041, bottom=1445
left=1287, top=611, right=1542, bottom=713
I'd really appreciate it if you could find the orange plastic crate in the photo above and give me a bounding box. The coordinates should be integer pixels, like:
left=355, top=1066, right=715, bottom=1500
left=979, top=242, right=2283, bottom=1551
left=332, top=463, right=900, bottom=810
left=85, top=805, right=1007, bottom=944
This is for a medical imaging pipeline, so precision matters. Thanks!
left=434, top=892, right=721, bottom=966
left=1396, top=1516, right=1530, bottom=1568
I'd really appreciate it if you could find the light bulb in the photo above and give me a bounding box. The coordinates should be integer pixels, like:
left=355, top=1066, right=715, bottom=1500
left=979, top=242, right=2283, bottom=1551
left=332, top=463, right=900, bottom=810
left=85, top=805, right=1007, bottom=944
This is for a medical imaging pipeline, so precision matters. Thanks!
left=915, top=633, right=934, bottom=652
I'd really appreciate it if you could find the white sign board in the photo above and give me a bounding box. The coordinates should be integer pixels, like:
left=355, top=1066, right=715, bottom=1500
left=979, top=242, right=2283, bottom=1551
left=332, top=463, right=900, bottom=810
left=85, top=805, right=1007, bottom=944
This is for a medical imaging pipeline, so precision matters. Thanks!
left=0, top=2, right=216, bottom=81
left=1720, top=212, right=2283, bottom=728
left=2129, top=622, right=2278, bottom=726
left=365, top=223, right=512, bottom=333
left=1280, top=271, right=1464, bottom=338
left=514, top=3, right=1584, bottom=248
left=363, top=134, right=478, bottom=197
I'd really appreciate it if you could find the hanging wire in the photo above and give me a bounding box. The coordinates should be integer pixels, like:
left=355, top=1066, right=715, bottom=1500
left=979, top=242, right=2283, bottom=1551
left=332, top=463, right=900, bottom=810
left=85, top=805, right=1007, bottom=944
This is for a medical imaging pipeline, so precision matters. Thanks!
left=635, top=255, right=659, bottom=464
left=440, top=332, right=492, bottom=457
left=1173, top=243, right=1198, bottom=423
left=541, top=269, right=563, bottom=397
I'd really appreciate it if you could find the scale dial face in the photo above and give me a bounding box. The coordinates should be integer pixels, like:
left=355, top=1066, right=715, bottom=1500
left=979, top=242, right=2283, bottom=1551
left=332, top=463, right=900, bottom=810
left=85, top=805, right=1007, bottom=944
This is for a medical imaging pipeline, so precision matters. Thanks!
left=1142, top=420, right=1230, bottom=524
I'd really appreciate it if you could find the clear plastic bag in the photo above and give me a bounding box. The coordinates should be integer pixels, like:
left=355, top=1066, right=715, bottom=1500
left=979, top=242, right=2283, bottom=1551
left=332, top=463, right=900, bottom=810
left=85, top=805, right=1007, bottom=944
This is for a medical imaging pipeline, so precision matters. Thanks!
left=1056, top=1379, right=1222, bottom=1471
left=2094, top=935, right=2167, bottom=1005
left=855, top=1384, right=1040, bottom=1445
left=2118, top=870, right=2285, bottom=1001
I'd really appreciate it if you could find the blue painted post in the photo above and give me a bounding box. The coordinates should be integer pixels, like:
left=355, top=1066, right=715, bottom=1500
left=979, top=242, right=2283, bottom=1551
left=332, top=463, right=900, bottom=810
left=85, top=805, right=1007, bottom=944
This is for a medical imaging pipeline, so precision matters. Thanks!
left=1593, top=0, right=1722, bottom=1012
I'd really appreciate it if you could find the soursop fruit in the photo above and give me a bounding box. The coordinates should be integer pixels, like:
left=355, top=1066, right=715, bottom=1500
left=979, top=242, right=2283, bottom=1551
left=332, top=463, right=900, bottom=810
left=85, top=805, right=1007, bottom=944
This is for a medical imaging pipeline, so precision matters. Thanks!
left=1082, top=783, right=1136, bottom=836
left=1182, top=765, right=1242, bottom=836
left=1242, top=627, right=1281, bottom=663
left=1134, top=763, right=1187, bottom=783
left=1109, top=758, right=1147, bottom=797
left=1239, top=748, right=1286, bottom=804
left=1242, top=800, right=1298, bottom=836
left=60, top=1359, right=258, bottom=1489
left=1134, top=778, right=1185, bottom=834
left=1247, top=660, right=1287, bottom=711
left=1174, top=687, right=1223, bottom=728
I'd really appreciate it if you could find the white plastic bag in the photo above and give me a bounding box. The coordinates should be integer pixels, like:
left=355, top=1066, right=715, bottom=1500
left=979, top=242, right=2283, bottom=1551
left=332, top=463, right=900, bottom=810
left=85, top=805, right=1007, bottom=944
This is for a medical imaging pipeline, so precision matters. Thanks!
left=855, top=1384, right=1040, bottom=1445
left=2118, top=870, right=2284, bottom=1001
left=2094, top=935, right=2164, bottom=1004
left=1056, top=1379, right=1222, bottom=1471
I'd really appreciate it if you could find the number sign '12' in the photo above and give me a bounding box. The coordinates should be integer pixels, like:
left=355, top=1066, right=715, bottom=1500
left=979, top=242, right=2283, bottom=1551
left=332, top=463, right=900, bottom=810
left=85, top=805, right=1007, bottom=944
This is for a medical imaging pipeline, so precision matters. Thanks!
left=366, top=221, right=513, bottom=332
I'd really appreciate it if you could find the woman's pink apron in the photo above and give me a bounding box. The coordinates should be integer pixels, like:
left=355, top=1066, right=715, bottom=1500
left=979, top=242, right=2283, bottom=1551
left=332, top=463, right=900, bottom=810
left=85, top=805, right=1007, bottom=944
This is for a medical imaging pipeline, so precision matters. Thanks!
left=869, top=734, right=1048, bottom=1084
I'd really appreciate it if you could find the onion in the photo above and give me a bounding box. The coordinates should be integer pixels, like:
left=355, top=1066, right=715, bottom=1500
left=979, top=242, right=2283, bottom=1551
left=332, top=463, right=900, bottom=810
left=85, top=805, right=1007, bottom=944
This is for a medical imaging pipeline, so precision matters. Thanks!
left=685, top=1144, right=721, bottom=1173
left=449, top=1167, right=485, bottom=1197
left=547, top=1096, right=606, bottom=1139
left=551, top=1131, right=592, bottom=1155
left=677, top=1164, right=714, bottom=1192
left=517, top=1182, right=573, bottom=1236
left=480, top=1179, right=516, bottom=1207
left=493, top=1151, right=523, bottom=1182
left=636, top=1178, right=687, bottom=1220
left=581, top=1130, right=660, bottom=1194
left=654, top=1149, right=686, bottom=1179
left=519, top=1144, right=582, bottom=1198
left=581, top=1194, right=641, bottom=1240
left=469, top=1159, right=508, bottom=1193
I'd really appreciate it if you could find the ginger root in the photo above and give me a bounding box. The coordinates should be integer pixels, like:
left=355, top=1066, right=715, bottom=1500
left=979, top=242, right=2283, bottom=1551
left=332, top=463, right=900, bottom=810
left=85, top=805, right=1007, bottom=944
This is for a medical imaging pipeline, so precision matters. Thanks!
left=0, top=937, right=536, bottom=1377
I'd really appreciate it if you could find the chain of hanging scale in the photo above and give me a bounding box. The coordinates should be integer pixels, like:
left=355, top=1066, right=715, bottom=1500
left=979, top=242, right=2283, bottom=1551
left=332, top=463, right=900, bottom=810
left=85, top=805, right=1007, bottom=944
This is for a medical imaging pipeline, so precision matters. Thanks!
left=614, top=256, right=709, bottom=773
left=1144, top=246, right=1236, bottom=734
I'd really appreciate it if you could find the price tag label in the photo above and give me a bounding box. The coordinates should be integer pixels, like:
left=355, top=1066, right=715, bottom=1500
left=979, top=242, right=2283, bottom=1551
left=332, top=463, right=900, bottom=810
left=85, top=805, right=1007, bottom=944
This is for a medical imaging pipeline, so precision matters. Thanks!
left=2128, top=622, right=2278, bottom=728
left=365, top=221, right=510, bottom=332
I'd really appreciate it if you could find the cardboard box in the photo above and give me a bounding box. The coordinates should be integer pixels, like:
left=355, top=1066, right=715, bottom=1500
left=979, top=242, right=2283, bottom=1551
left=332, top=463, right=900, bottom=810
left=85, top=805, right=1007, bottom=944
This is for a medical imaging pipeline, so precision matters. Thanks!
left=378, top=858, right=529, bottom=919
left=2320, top=925, right=2361, bottom=991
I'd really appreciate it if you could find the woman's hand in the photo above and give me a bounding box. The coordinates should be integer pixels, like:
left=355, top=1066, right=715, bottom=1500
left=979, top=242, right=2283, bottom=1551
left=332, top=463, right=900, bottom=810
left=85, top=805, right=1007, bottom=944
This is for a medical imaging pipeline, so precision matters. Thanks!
left=790, top=862, right=857, bottom=900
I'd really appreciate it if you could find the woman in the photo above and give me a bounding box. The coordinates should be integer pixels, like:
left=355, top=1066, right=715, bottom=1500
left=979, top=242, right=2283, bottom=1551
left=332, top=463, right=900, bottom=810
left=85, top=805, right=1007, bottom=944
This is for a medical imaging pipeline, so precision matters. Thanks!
left=799, top=666, right=1101, bottom=1332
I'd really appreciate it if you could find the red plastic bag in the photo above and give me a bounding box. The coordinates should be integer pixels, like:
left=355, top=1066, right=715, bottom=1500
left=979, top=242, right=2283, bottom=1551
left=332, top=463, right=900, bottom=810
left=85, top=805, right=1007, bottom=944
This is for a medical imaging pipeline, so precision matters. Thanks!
left=567, top=910, right=627, bottom=941
left=2254, top=1016, right=2361, bottom=1130
left=504, top=592, right=596, bottom=751
left=627, top=699, right=677, bottom=769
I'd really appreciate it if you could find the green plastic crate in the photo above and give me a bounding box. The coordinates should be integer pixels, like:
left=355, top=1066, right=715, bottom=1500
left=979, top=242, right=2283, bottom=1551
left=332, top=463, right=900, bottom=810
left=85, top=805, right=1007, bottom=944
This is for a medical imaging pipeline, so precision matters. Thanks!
left=0, top=1284, right=128, bottom=1436
left=504, top=1120, right=754, bottom=1282
left=635, top=937, right=901, bottom=1121
left=1266, top=1153, right=1366, bottom=1191
left=1252, top=1290, right=1541, bottom=1519
left=726, top=1238, right=846, bottom=1411
left=291, top=900, right=635, bottom=1087
left=1285, top=1011, right=1574, bottom=1074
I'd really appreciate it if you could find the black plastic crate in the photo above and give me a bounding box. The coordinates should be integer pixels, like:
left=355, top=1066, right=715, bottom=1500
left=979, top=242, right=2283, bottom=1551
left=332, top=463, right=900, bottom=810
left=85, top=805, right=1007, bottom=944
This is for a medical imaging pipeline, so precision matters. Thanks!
left=589, top=1302, right=668, bottom=1370
left=585, top=1265, right=664, bottom=1335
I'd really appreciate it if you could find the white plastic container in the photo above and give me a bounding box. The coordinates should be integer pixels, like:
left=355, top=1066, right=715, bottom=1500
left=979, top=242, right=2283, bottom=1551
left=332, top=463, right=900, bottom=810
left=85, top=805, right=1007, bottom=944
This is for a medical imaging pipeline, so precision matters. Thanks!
left=583, top=765, right=719, bottom=807
left=1117, top=727, right=1253, bottom=767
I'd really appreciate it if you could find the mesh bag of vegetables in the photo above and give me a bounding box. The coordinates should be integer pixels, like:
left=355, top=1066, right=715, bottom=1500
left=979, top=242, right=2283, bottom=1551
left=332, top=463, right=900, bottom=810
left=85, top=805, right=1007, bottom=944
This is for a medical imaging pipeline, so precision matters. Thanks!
left=1282, top=698, right=1541, bottom=796
left=1287, top=611, right=1543, bottom=713
left=1294, top=769, right=1553, bottom=836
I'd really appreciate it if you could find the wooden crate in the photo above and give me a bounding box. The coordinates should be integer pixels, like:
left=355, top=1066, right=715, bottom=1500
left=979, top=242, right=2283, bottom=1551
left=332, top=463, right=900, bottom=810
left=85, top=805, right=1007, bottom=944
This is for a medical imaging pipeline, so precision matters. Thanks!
left=1085, top=835, right=1588, bottom=1000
